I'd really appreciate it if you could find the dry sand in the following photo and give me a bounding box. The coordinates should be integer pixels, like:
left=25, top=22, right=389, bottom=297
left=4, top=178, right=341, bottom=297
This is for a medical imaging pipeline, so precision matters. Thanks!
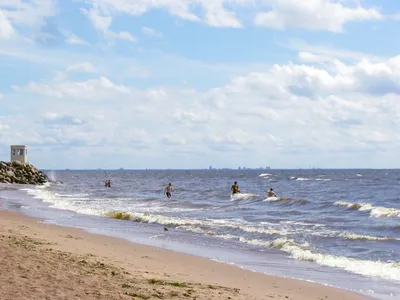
left=0, top=210, right=370, bottom=300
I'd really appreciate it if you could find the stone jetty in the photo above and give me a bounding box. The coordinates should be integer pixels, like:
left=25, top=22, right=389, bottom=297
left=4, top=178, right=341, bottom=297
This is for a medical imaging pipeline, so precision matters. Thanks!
left=0, top=161, right=49, bottom=185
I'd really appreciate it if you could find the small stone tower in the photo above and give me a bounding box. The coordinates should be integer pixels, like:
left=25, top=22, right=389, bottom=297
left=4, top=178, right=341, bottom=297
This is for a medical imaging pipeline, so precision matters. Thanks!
left=10, top=145, right=28, bottom=164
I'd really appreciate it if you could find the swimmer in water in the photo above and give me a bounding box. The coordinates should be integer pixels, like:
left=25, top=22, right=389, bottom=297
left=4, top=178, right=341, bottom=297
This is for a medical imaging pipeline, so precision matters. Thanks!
left=164, top=183, right=173, bottom=199
left=231, top=181, right=240, bottom=195
left=267, top=188, right=277, bottom=197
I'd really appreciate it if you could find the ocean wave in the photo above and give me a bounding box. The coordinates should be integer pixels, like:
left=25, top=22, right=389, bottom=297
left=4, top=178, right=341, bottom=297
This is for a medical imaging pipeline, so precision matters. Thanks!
left=104, top=210, right=283, bottom=236
left=230, top=193, right=259, bottom=200
left=270, top=238, right=400, bottom=281
left=296, top=178, right=311, bottom=181
left=263, top=197, right=309, bottom=205
left=177, top=225, right=217, bottom=236
left=56, top=193, right=91, bottom=198
left=166, top=201, right=213, bottom=209
left=209, top=235, right=400, bottom=281
left=121, top=209, right=400, bottom=280
left=21, top=186, right=196, bottom=214
left=339, top=232, right=400, bottom=242
left=105, top=210, right=210, bottom=227
left=334, top=201, right=400, bottom=218
left=259, top=173, right=272, bottom=177
left=103, top=210, right=337, bottom=239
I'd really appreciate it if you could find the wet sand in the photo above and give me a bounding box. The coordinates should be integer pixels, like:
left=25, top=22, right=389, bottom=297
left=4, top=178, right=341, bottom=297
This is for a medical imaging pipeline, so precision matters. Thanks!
left=0, top=210, right=370, bottom=300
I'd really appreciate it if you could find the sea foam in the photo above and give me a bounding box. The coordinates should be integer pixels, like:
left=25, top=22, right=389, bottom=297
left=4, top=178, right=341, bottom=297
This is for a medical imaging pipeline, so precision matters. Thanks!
left=335, top=201, right=400, bottom=218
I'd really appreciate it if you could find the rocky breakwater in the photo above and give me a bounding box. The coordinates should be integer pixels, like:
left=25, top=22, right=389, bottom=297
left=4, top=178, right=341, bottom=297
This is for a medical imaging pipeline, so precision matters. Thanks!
left=0, top=161, right=49, bottom=185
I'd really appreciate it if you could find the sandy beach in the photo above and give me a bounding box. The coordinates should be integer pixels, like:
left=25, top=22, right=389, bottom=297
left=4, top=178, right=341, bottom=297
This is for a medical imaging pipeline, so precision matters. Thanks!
left=0, top=210, right=370, bottom=300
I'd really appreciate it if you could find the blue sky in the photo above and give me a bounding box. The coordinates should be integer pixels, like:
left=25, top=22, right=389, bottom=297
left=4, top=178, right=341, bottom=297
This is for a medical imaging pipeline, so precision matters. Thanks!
left=0, top=0, right=399, bottom=169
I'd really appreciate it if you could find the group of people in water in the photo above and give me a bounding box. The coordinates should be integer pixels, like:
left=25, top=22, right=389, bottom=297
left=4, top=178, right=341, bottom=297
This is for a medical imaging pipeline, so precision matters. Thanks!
left=163, top=181, right=276, bottom=199
left=105, top=180, right=275, bottom=198
left=231, top=181, right=277, bottom=197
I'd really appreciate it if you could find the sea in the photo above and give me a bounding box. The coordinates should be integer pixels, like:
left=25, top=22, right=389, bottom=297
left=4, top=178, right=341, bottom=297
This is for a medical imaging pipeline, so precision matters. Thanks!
left=0, top=169, right=399, bottom=299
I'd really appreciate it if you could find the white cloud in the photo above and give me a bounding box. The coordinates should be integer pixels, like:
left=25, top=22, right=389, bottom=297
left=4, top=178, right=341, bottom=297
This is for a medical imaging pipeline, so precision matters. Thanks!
left=82, top=0, right=243, bottom=28
left=65, top=34, right=88, bottom=45
left=162, top=135, right=186, bottom=146
left=284, top=39, right=379, bottom=62
left=173, top=109, right=221, bottom=125
left=81, top=0, right=388, bottom=32
left=66, top=62, right=97, bottom=73
left=241, top=107, right=281, bottom=121
left=202, top=2, right=242, bottom=28
left=0, top=10, right=13, bottom=38
left=142, top=26, right=163, bottom=38
left=255, top=0, right=382, bottom=32
left=81, top=8, right=136, bottom=42
left=16, top=76, right=132, bottom=100
left=298, top=52, right=332, bottom=63
left=3, top=51, right=400, bottom=168
left=42, top=112, right=85, bottom=126
left=81, top=8, right=112, bottom=32
left=124, top=65, right=152, bottom=78
left=107, top=30, right=136, bottom=42
left=1, top=0, right=56, bottom=29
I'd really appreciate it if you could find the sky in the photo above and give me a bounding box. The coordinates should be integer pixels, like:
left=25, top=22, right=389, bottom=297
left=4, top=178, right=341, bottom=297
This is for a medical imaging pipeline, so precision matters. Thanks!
left=0, top=0, right=399, bottom=169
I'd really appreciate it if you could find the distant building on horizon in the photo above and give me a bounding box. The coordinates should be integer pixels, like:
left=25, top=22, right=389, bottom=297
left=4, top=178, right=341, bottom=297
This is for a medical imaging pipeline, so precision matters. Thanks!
left=10, top=145, right=28, bottom=164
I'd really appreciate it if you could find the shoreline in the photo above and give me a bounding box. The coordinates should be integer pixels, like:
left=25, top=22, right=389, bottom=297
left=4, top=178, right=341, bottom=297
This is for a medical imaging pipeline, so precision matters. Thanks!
left=0, top=209, right=371, bottom=300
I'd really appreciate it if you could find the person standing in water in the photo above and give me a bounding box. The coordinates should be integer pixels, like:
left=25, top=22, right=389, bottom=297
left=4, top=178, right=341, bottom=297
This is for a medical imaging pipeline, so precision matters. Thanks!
left=268, top=188, right=277, bottom=197
left=164, top=183, right=173, bottom=199
left=231, top=181, right=240, bottom=195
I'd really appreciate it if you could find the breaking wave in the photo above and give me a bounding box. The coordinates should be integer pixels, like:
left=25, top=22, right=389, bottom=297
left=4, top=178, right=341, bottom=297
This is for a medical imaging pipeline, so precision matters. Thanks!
left=259, top=173, right=272, bottom=177
left=263, top=197, right=309, bottom=205
left=205, top=235, right=400, bottom=281
left=339, top=232, right=400, bottom=242
left=230, top=193, right=259, bottom=200
left=334, top=201, right=400, bottom=218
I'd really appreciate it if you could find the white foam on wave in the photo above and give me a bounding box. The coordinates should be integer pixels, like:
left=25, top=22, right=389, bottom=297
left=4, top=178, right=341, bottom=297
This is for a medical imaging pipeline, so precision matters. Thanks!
left=22, top=186, right=105, bottom=216
left=270, top=238, right=400, bottom=281
left=334, top=201, right=400, bottom=218
left=339, top=232, right=400, bottom=242
left=56, top=193, right=91, bottom=198
left=296, top=178, right=311, bottom=181
left=217, top=235, right=400, bottom=281
left=230, top=193, right=258, bottom=200
left=177, top=225, right=217, bottom=236
left=259, top=173, right=272, bottom=177
left=22, top=186, right=197, bottom=216
left=105, top=210, right=296, bottom=237
left=315, top=178, right=332, bottom=181
left=263, top=196, right=280, bottom=202
left=263, top=197, right=295, bottom=202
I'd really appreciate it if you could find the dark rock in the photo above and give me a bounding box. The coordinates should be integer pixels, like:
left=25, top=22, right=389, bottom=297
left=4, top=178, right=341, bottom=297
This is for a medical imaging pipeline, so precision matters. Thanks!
left=0, top=161, right=48, bottom=185
left=12, top=161, right=24, bottom=168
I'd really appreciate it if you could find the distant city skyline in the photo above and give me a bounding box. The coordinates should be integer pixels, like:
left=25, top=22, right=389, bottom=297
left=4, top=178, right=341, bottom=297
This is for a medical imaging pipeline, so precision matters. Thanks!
left=0, top=1, right=399, bottom=169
